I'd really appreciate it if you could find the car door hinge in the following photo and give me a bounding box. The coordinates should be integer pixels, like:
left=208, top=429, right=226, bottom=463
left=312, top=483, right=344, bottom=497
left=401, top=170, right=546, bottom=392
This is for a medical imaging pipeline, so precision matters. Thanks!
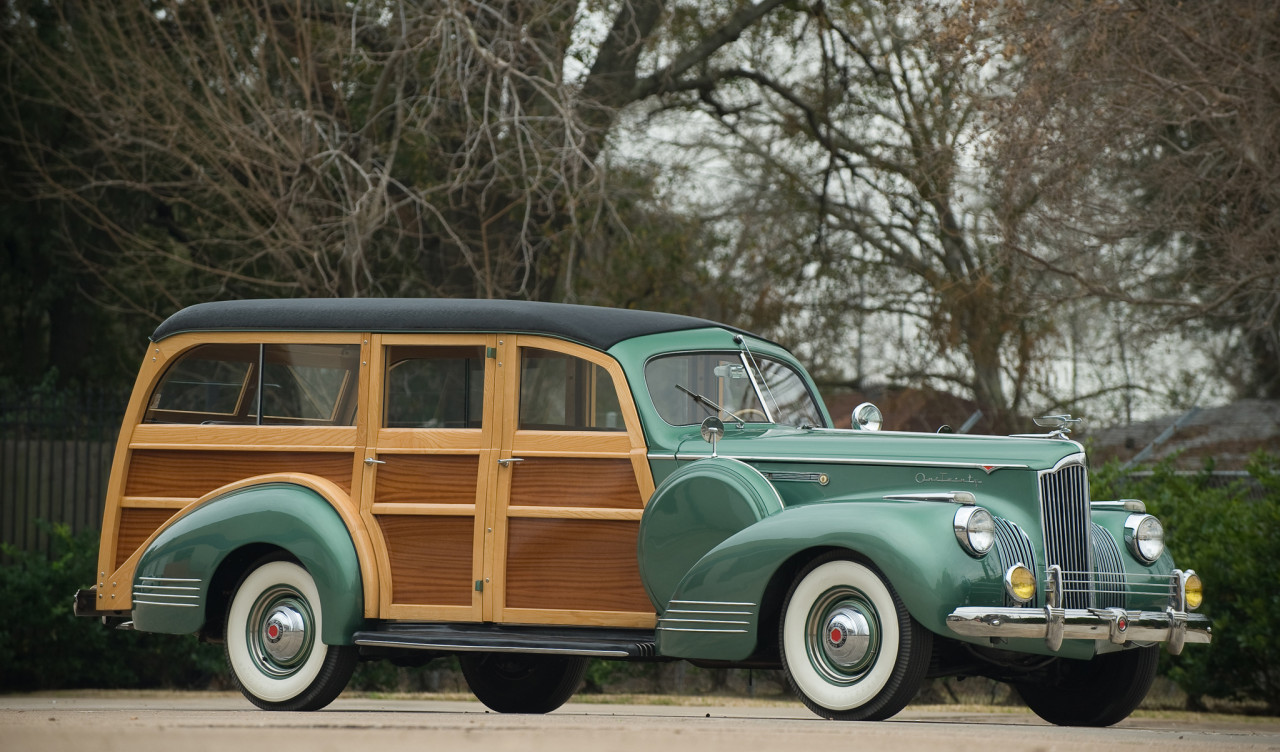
left=475, top=579, right=484, bottom=592
left=486, top=347, right=497, bottom=359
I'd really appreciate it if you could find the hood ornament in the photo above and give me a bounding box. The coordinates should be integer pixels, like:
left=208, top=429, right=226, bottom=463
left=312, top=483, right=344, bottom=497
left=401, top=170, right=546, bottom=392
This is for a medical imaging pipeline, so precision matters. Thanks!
left=1027, top=414, right=1082, bottom=439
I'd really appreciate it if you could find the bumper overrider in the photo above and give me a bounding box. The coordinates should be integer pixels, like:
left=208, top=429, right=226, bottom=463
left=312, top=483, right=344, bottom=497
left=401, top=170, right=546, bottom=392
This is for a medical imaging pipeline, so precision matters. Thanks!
left=946, top=566, right=1212, bottom=655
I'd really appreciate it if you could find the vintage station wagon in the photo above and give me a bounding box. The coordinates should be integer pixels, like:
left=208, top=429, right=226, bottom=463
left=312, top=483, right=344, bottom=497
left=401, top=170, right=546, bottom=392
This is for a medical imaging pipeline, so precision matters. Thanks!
left=75, top=298, right=1210, bottom=725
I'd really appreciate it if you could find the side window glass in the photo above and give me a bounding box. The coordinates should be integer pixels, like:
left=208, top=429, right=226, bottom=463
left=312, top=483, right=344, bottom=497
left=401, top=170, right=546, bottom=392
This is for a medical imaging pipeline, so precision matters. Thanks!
left=518, top=348, right=624, bottom=431
left=384, top=346, right=486, bottom=428
left=258, top=344, right=360, bottom=425
left=145, top=343, right=359, bottom=425
left=146, top=344, right=257, bottom=423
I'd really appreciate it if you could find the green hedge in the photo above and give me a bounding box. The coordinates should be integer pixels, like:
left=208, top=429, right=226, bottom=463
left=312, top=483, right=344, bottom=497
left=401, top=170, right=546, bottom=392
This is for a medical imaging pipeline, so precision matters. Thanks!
left=1092, top=452, right=1280, bottom=712
left=0, top=523, right=224, bottom=692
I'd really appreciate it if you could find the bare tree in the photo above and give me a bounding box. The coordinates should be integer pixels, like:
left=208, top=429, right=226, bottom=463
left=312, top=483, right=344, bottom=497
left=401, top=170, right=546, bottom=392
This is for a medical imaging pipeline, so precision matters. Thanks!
left=1, top=0, right=788, bottom=322
left=992, top=0, right=1280, bottom=399
left=629, top=0, right=1060, bottom=423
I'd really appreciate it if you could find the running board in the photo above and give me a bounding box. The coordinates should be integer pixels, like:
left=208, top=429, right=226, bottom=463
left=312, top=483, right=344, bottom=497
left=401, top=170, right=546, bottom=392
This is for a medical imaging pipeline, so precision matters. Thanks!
left=353, top=623, right=660, bottom=659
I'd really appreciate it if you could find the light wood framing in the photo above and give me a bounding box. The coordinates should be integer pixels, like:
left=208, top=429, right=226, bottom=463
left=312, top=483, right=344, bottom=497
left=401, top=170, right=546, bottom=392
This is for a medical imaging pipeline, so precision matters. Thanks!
left=97, top=327, right=659, bottom=630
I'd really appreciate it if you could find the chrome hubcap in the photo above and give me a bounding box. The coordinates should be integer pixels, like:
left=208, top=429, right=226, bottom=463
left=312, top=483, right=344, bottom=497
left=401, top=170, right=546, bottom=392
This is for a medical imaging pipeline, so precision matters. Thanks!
left=807, top=588, right=880, bottom=685
left=823, top=607, right=872, bottom=668
left=262, top=604, right=307, bottom=664
left=247, top=586, right=315, bottom=677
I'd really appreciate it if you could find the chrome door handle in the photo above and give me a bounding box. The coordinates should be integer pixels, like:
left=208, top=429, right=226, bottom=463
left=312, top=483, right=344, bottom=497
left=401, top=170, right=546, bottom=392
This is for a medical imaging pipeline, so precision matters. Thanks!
left=496, top=457, right=524, bottom=467
left=364, top=457, right=386, bottom=466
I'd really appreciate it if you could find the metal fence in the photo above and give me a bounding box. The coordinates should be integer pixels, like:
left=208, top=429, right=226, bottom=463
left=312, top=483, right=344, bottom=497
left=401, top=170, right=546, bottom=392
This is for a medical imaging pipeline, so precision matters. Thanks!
left=0, top=388, right=127, bottom=555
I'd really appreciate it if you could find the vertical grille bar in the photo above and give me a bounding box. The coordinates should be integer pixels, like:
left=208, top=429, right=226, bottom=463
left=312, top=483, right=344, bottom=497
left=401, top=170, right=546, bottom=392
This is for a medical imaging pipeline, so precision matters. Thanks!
left=1090, top=523, right=1126, bottom=609
left=1039, top=463, right=1093, bottom=608
left=994, top=518, right=1037, bottom=607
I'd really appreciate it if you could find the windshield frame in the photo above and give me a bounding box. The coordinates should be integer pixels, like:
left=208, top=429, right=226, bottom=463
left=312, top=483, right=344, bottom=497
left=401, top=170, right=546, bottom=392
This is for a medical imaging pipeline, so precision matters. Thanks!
left=642, top=349, right=827, bottom=429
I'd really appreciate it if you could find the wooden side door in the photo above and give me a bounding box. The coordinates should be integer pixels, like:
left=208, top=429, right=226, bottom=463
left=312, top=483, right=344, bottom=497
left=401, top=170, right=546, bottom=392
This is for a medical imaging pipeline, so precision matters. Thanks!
left=487, top=336, right=657, bottom=628
left=361, top=334, right=501, bottom=621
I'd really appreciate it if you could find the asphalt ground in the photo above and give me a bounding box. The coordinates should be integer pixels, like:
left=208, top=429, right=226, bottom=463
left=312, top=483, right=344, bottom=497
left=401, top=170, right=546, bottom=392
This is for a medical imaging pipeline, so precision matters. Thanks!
left=2, top=692, right=1278, bottom=752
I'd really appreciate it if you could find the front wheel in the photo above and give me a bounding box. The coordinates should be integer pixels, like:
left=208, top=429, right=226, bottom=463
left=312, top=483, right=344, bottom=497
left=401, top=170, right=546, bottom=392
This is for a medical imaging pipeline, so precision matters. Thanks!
left=225, top=558, right=357, bottom=711
left=780, top=555, right=931, bottom=720
left=1014, top=646, right=1159, bottom=726
left=459, top=652, right=587, bottom=713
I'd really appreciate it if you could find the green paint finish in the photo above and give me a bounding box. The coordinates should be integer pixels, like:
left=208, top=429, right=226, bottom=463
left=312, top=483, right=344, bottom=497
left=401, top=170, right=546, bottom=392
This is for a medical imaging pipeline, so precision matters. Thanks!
left=638, top=457, right=785, bottom=608
left=132, top=483, right=363, bottom=645
left=656, top=500, right=1003, bottom=661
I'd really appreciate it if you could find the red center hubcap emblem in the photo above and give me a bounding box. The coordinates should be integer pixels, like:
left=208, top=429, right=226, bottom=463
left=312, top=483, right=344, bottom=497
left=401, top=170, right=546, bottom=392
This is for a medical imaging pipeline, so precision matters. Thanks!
left=830, top=627, right=843, bottom=643
left=267, top=624, right=280, bottom=639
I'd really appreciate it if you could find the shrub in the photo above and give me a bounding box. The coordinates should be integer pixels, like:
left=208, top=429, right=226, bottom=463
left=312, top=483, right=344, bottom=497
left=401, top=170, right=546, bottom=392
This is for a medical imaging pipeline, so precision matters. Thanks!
left=1092, top=452, right=1280, bottom=712
left=0, top=522, right=225, bottom=692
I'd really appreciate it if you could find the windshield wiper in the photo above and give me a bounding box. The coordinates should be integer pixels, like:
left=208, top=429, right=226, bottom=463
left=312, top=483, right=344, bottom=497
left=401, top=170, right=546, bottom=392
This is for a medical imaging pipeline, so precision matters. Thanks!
left=675, top=384, right=747, bottom=428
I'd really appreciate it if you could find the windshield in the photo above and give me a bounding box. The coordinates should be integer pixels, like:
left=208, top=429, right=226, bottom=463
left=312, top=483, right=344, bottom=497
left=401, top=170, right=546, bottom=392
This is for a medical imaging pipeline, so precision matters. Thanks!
left=644, top=352, right=826, bottom=428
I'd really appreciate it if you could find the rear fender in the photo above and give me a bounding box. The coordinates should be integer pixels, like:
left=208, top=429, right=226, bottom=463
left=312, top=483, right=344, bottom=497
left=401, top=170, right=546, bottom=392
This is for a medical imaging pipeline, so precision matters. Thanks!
left=131, top=480, right=364, bottom=645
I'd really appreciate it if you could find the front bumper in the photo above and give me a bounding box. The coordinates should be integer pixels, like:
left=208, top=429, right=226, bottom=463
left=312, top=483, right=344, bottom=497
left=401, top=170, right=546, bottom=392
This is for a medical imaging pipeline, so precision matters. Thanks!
left=946, top=606, right=1212, bottom=655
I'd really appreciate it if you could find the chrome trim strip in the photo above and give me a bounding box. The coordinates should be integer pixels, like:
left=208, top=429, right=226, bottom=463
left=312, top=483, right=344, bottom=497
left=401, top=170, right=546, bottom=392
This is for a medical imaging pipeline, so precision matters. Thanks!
left=666, top=609, right=754, bottom=616
left=883, top=492, right=976, bottom=505
left=132, top=599, right=200, bottom=608
left=137, top=577, right=201, bottom=583
left=352, top=638, right=632, bottom=658
left=655, top=627, right=750, bottom=634
left=661, top=454, right=1031, bottom=470
left=134, top=585, right=200, bottom=592
left=668, top=600, right=757, bottom=608
left=658, top=618, right=750, bottom=626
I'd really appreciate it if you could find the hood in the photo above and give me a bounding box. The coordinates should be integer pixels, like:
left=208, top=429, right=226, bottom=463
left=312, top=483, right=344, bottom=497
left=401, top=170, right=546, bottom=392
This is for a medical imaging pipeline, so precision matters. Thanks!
left=677, top=426, right=1081, bottom=473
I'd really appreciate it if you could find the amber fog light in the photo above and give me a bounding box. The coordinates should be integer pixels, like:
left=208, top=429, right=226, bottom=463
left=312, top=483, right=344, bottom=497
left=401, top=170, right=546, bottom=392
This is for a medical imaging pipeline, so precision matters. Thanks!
left=1183, top=571, right=1203, bottom=610
left=1004, top=564, right=1036, bottom=604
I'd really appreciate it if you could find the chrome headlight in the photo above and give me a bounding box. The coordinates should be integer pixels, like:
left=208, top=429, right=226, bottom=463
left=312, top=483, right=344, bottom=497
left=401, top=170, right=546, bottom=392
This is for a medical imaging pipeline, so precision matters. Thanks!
left=1124, top=513, right=1164, bottom=564
left=953, top=506, right=995, bottom=557
left=851, top=402, right=882, bottom=431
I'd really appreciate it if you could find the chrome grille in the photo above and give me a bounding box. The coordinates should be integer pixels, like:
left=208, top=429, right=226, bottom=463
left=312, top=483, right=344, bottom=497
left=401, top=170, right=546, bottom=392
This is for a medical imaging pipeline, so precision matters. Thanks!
left=993, top=518, right=1036, bottom=607
left=1090, top=523, right=1126, bottom=609
left=1039, top=463, right=1092, bottom=608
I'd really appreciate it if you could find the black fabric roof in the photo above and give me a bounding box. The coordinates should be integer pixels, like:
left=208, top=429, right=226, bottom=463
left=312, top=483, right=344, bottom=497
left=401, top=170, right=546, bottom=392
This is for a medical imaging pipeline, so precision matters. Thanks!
left=151, top=298, right=751, bottom=350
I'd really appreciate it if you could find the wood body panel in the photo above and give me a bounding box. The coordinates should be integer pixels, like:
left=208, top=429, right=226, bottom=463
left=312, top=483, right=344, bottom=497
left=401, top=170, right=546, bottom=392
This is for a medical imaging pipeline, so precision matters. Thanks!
left=374, top=454, right=479, bottom=505
left=378, top=515, right=476, bottom=607
left=124, top=450, right=353, bottom=498
left=508, top=458, right=643, bottom=509
left=114, top=507, right=178, bottom=569
left=503, top=519, right=652, bottom=613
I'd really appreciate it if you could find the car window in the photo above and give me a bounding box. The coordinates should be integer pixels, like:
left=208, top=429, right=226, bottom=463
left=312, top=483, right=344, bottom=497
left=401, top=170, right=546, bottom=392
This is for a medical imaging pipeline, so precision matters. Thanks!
left=644, top=351, right=826, bottom=427
left=144, top=343, right=359, bottom=425
left=518, top=348, right=624, bottom=431
left=384, top=345, right=486, bottom=428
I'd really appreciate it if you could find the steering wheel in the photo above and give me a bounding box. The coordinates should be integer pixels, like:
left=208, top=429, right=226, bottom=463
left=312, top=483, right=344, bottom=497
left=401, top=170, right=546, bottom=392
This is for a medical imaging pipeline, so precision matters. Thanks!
left=734, top=408, right=769, bottom=422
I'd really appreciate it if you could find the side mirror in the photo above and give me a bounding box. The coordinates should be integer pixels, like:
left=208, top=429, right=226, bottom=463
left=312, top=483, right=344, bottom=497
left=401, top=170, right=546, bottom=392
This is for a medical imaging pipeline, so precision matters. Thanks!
left=700, top=416, right=725, bottom=456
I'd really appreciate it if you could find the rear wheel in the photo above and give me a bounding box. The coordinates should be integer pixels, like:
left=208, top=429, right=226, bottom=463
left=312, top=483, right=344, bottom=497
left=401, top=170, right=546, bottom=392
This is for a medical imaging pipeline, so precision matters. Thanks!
left=780, top=555, right=931, bottom=720
left=1014, top=645, right=1159, bottom=726
left=225, top=558, right=357, bottom=711
left=459, top=652, right=587, bottom=714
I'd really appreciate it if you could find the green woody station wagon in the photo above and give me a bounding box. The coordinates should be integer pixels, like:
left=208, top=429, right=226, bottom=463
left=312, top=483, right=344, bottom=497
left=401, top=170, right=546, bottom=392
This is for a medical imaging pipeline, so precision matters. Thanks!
left=75, top=298, right=1210, bottom=725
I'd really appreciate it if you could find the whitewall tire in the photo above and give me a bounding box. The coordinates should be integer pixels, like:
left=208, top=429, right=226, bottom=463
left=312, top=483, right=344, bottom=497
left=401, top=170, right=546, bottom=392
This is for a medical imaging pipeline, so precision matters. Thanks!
left=780, top=555, right=931, bottom=720
left=225, top=559, right=356, bottom=711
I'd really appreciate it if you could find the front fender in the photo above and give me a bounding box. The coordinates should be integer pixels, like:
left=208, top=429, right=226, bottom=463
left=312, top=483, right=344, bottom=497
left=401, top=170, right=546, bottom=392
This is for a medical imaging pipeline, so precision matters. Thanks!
left=656, top=500, right=1001, bottom=661
left=638, top=457, right=784, bottom=608
left=132, top=482, right=363, bottom=645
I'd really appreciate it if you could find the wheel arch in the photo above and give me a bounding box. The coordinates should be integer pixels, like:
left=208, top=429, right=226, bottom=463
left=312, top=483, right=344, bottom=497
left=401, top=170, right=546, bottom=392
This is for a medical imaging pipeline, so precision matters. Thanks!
left=131, top=475, right=371, bottom=645
left=656, top=502, right=996, bottom=662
